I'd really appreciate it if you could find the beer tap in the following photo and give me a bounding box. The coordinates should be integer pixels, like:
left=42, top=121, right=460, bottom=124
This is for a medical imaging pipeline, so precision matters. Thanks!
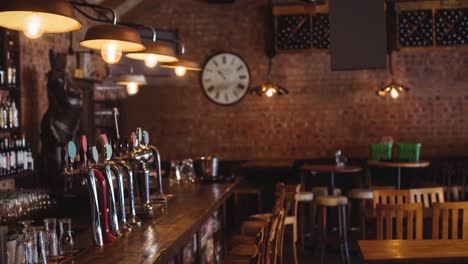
left=141, top=130, right=170, bottom=201
left=110, top=110, right=141, bottom=226
left=63, top=141, right=103, bottom=246
left=89, top=145, right=117, bottom=243
left=130, top=132, right=153, bottom=217
left=98, top=134, right=133, bottom=232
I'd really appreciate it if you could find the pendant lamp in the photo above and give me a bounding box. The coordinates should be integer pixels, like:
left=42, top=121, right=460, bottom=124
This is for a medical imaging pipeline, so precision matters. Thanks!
left=126, top=27, right=178, bottom=68
left=115, top=74, right=147, bottom=96
left=160, top=45, right=201, bottom=77
left=80, top=11, right=145, bottom=64
left=250, top=57, right=288, bottom=97
left=376, top=52, right=410, bottom=99
left=0, top=0, right=81, bottom=39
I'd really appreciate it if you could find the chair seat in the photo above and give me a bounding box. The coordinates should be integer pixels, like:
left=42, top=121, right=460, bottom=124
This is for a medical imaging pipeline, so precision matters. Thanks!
left=348, top=189, right=373, bottom=200
left=248, top=213, right=272, bottom=222
left=316, top=195, right=348, bottom=207
left=240, top=220, right=267, bottom=236
left=311, top=186, right=341, bottom=197
left=296, top=191, right=314, bottom=202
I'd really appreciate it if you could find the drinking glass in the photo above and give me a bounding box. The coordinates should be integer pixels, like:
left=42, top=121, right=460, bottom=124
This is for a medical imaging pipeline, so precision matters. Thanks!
left=180, top=159, right=196, bottom=183
left=335, top=150, right=347, bottom=167
left=169, top=161, right=182, bottom=185
left=58, top=219, right=73, bottom=256
left=43, top=219, right=58, bottom=257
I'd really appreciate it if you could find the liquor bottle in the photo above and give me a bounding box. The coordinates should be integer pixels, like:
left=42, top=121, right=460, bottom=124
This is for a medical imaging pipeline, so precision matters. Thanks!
left=11, top=101, right=18, bottom=128
left=1, top=98, right=8, bottom=130
left=10, top=135, right=16, bottom=173
left=7, top=98, right=13, bottom=129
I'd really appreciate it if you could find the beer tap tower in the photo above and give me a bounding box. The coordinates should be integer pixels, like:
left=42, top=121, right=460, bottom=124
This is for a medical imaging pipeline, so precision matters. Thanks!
left=63, top=141, right=103, bottom=246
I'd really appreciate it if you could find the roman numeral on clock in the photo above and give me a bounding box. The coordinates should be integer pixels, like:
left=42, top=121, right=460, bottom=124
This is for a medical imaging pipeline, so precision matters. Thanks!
left=213, top=60, right=219, bottom=67
left=237, top=84, right=246, bottom=90
left=207, top=86, right=215, bottom=93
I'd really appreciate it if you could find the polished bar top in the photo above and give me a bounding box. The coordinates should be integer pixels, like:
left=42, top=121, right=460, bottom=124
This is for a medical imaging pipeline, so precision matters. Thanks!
left=358, top=240, right=468, bottom=263
left=71, top=180, right=238, bottom=264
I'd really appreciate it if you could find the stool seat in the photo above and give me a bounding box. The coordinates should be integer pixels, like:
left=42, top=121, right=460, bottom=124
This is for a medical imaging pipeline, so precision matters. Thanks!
left=249, top=213, right=271, bottom=222
left=316, top=195, right=348, bottom=207
left=311, top=186, right=341, bottom=197
left=348, top=189, right=373, bottom=200
left=296, top=192, right=314, bottom=202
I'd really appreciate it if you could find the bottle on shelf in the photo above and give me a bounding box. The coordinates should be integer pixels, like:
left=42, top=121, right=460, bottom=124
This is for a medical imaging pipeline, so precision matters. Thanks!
left=0, top=134, right=33, bottom=176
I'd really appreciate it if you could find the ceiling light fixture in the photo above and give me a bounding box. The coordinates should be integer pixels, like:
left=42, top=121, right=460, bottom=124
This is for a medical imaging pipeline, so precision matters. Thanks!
left=160, top=45, right=201, bottom=77
left=0, top=0, right=81, bottom=39
left=376, top=52, right=410, bottom=99
left=79, top=8, right=144, bottom=64
left=250, top=57, right=288, bottom=97
left=125, top=27, right=178, bottom=68
left=115, top=73, right=147, bottom=96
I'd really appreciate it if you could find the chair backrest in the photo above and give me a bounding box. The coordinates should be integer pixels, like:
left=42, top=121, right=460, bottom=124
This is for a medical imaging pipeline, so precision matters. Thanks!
left=372, top=189, right=411, bottom=208
left=376, top=203, right=423, bottom=240
left=272, top=183, right=286, bottom=214
left=264, top=209, right=285, bottom=264
left=443, top=186, right=462, bottom=202
left=285, top=184, right=301, bottom=216
left=409, top=187, right=445, bottom=208
left=432, top=201, right=468, bottom=240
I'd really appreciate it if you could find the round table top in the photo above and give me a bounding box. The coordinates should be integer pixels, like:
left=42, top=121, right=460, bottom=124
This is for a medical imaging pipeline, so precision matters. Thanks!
left=367, top=160, right=430, bottom=168
left=299, top=164, right=363, bottom=173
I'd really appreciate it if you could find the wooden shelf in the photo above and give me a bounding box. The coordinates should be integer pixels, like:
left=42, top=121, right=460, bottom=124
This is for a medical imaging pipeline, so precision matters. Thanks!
left=0, top=170, right=34, bottom=180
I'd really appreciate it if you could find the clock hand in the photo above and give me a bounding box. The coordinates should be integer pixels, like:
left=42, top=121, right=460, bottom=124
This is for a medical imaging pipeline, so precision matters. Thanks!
left=217, top=70, right=227, bottom=80
left=288, top=17, right=307, bottom=38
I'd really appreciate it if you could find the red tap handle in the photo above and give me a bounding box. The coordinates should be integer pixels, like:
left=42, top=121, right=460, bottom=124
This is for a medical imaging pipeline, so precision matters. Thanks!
left=99, top=134, right=109, bottom=146
left=94, top=169, right=116, bottom=243
left=80, top=135, right=88, bottom=167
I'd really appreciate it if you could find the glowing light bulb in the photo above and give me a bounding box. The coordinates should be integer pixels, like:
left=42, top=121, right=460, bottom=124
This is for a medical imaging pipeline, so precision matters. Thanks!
left=101, top=42, right=122, bottom=64
left=126, top=83, right=139, bottom=95
left=144, top=55, right=158, bottom=68
left=266, top=88, right=275, bottom=97
left=174, top=66, right=187, bottom=77
left=390, top=88, right=399, bottom=99
left=23, top=14, right=44, bottom=39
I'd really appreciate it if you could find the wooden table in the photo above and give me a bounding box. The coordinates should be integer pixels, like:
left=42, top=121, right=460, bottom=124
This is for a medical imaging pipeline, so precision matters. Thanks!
left=358, top=239, right=468, bottom=263
left=72, top=180, right=238, bottom=263
left=368, top=160, right=430, bottom=189
left=299, top=164, right=362, bottom=194
left=240, top=159, right=294, bottom=169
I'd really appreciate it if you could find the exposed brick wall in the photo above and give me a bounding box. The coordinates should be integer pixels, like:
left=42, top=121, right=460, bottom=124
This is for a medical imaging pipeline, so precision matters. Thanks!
left=119, top=0, right=468, bottom=161
left=16, top=1, right=468, bottom=161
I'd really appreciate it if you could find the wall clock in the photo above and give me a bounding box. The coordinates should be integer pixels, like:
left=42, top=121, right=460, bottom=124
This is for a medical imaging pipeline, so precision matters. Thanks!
left=201, top=52, right=250, bottom=105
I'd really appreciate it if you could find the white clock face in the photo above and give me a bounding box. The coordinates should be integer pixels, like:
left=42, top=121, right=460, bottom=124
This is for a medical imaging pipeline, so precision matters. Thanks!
left=201, top=52, right=250, bottom=105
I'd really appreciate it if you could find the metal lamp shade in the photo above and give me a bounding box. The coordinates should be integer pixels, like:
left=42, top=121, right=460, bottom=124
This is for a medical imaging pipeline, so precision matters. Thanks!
left=80, top=24, right=145, bottom=52
left=160, top=59, right=202, bottom=71
left=126, top=41, right=179, bottom=63
left=0, top=0, right=81, bottom=33
left=115, top=74, right=147, bottom=85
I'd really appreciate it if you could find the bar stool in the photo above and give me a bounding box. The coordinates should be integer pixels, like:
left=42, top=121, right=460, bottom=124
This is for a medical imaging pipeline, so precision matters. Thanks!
left=309, top=187, right=342, bottom=245
left=315, top=195, right=350, bottom=264
left=347, top=186, right=394, bottom=239
left=295, top=191, right=314, bottom=255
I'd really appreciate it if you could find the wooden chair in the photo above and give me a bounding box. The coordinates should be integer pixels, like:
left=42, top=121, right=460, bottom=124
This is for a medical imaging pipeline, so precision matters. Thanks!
left=432, top=201, right=468, bottom=240
left=241, top=183, right=296, bottom=264
left=376, top=203, right=423, bottom=240
left=409, top=187, right=445, bottom=208
left=443, top=186, right=463, bottom=202
left=372, top=189, right=410, bottom=208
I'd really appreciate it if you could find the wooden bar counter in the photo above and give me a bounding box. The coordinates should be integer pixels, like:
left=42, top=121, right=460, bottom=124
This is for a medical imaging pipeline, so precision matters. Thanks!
left=71, top=180, right=238, bottom=264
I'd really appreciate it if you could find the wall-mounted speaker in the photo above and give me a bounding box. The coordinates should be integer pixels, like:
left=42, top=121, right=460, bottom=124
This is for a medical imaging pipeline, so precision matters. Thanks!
left=329, top=0, right=387, bottom=71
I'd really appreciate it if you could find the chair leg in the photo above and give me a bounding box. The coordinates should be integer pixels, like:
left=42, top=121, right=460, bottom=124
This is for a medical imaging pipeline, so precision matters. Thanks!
left=234, top=192, right=239, bottom=228
left=338, top=206, right=345, bottom=264
left=341, top=206, right=351, bottom=264
left=319, top=206, right=327, bottom=264
left=293, top=221, right=298, bottom=264
left=299, top=202, right=305, bottom=252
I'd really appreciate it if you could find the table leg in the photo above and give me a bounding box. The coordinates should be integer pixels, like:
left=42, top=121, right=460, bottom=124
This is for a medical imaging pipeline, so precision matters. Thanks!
left=330, top=172, right=335, bottom=195
left=397, top=167, right=401, bottom=190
